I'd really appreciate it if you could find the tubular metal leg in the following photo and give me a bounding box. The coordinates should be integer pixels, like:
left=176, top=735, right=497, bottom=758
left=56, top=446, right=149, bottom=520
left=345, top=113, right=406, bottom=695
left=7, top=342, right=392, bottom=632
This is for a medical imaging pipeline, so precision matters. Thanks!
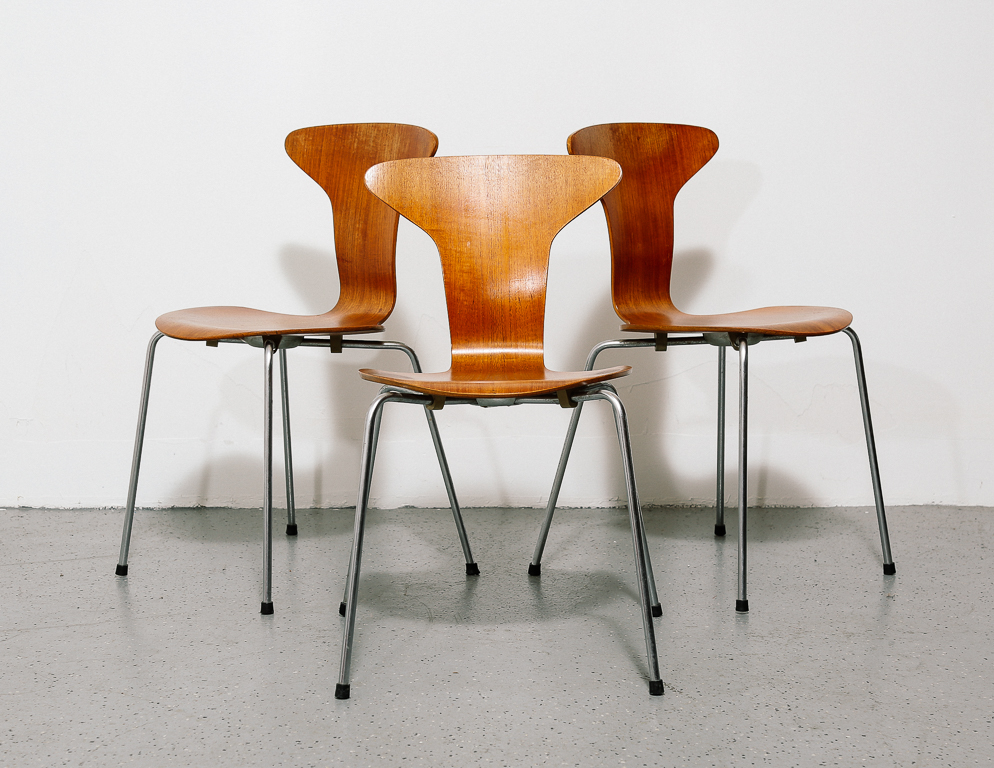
left=348, top=340, right=477, bottom=573
left=339, top=399, right=387, bottom=617
left=843, top=327, right=895, bottom=575
left=423, top=407, right=478, bottom=574
left=530, top=395, right=660, bottom=615
left=336, top=391, right=401, bottom=700
left=530, top=400, right=585, bottom=573
left=278, top=348, right=297, bottom=536
left=586, top=389, right=662, bottom=695
left=116, top=331, right=165, bottom=576
left=715, top=345, right=727, bottom=536
left=530, top=349, right=660, bottom=617
left=261, top=339, right=276, bottom=615
left=735, top=338, right=749, bottom=613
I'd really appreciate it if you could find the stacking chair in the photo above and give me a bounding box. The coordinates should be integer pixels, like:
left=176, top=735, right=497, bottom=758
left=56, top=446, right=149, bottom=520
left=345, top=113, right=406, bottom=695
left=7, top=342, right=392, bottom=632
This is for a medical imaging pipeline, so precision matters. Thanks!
left=115, top=124, right=478, bottom=615
left=333, top=154, right=664, bottom=699
left=531, top=123, right=895, bottom=613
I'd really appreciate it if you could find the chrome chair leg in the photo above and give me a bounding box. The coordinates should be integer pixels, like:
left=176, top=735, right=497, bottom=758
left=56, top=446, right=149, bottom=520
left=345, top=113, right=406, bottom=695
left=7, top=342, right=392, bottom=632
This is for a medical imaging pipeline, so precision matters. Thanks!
left=278, top=348, right=297, bottom=536
left=338, top=399, right=386, bottom=617
left=261, top=339, right=276, bottom=615
left=715, top=345, right=727, bottom=536
left=735, top=336, right=749, bottom=613
left=843, top=327, right=895, bottom=575
left=530, top=343, right=661, bottom=617
left=423, top=407, right=478, bottom=574
left=116, top=331, right=165, bottom=576
left=530, top=400, right=584, bottom=574
left=530, top=394, right=661, bottom=616
left=344, top=340, right=477, bottom=573
left=578, top=388, right=662, bottom=695
left=336, top=390, right=401, bottom=700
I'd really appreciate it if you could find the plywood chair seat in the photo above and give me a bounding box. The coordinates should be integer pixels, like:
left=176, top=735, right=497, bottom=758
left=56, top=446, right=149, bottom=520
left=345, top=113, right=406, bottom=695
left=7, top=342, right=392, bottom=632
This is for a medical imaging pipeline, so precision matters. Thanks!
left=155, top=305, right=386, bottom=341
left=358, top=363, right=630, bottom=399
left=617, top=304, right=852, bottom=337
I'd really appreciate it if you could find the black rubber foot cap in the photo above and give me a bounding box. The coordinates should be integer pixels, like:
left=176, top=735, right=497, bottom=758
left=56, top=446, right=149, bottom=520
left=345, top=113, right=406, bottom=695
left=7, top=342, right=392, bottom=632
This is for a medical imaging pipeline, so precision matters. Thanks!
left=261, top=602, right=274, bottom=615
left=286, top=524, right=298, bottom=536
left=335, top=683, right=350, bottom=699
left=339, top=601, right=346, bottom=617
left=714, top=524, right=726, bottom=537
left=883, top=562, right=896, bottom=575
left=466, top=562, right=480, bottom=576
left=651, top=604, right=662, bottom=618
left=115, top=564, right=128, bottom=576
left=736, top=599, right=749, bottom=613
left=649, top=680, right=664, bottom=696
left=528, top=563, right=541, bottom=576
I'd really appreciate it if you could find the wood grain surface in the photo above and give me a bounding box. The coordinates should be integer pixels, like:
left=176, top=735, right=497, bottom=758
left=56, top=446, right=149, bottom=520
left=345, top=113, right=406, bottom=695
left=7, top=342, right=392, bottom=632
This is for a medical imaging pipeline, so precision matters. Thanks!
left=568, top=123, right=852, bottom=337
left=156, top=124, right=438, bottom=341
left=360, top=155, right=632, bottom=398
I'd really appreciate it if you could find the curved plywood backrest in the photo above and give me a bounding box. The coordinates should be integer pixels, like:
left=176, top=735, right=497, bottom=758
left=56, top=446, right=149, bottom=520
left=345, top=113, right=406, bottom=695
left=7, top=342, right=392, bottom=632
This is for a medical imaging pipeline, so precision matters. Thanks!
left=365, top=155, right=622, bottom=377
left=284, top=124, right=439, bottom=320
left=567, top=123, right=718, bottom=323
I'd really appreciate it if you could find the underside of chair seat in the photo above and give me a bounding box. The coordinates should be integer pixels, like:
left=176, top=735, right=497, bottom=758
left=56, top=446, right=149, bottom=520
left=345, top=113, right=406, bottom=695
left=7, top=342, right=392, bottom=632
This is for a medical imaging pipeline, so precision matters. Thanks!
left=155, top=306, right=386, bottom=341
left=358, top=365, right=631, bottom=399
left=618, top=305, right=853, bottom=337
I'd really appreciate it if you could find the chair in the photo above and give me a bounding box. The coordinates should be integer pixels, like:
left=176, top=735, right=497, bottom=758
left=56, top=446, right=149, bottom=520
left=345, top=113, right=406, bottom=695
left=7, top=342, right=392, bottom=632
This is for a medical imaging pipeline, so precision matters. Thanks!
left=531, top=123, right=895, bottom=613
left=333, top=154, right=664, bottom=699
left=115, top=124, right=478, bottom=615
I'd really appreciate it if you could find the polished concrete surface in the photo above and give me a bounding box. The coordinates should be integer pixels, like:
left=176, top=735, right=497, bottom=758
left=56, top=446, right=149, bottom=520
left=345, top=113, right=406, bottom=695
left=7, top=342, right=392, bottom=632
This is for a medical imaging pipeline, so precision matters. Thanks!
left=2, top=504, right=991, bottom=766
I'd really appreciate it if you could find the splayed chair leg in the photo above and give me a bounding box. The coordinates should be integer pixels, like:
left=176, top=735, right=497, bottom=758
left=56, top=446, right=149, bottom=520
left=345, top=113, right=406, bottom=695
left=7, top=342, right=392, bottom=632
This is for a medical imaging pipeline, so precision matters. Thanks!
left=339, top=399, right=386, bottom=617
left=116, top=331, right=165, bottom=576
left=423, top=406, right=478, bottom=575
left=336, top=391, right=400, bottom=700
left=715, top=345, right=727, bottom=537
left=734, top=337, right=749, bottom=613
left=278, top=348, right=297, bottom=537
left=588, top=388, right=663, bottom=695
left=530, top=401, right=584, bottom=576
left=843, top=327, right=895, bottom=575
left=369, top=341, right=478, bottom=575
left=530, top=395, right=661, bottom=616
left=261, top=339, right=277, bottom=615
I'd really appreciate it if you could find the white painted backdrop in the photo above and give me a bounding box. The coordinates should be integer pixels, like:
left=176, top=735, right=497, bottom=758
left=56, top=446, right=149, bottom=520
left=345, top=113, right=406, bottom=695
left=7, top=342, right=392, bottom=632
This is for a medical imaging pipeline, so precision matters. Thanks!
left=2, top=1, right=992, bottom=509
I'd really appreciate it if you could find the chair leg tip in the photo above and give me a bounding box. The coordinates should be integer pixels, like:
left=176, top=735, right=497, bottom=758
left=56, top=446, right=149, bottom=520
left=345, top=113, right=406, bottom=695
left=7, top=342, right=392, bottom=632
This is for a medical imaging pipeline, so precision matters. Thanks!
left=528, top=563, right=541, bottom=577
left=649, top=680, right=664, bottom=696
left=714, top=524, right=726, bottom=537
left=466, top=563, right=480, bottom=576
left=115, top=564, right=128, bottom=576
left=339, top=602, right=346, bottom=617
left=735, top=599, right=749, bottom=613
left=651, top=604, right=662, bottom=618
left=335, top=683, right=351, bottom=700
left=286, top=524, right=298, bottom=536
left=261, top=602, right=274, bottom=615
left=883, top=563, right=896, bottom=575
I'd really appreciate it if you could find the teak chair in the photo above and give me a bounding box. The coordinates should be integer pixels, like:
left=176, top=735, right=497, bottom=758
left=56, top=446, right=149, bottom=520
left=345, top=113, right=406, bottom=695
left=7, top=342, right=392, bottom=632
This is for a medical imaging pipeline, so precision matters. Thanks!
left=333, top=154, right=664, bottom=699
left=115, top=124, right=478, bottom=615
left=531, top=123, right=895, bottom=613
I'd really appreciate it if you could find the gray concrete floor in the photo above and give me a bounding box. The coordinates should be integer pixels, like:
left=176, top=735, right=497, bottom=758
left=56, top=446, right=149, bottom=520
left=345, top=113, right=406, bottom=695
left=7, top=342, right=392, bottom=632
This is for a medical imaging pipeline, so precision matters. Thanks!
left=1, top=504, right=991, bottom=766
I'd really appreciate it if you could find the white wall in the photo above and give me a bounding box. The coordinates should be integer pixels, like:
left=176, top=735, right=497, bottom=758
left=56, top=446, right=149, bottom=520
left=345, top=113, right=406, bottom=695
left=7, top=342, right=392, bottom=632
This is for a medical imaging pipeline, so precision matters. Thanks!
left=2, top=1, right=992, bottom=509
